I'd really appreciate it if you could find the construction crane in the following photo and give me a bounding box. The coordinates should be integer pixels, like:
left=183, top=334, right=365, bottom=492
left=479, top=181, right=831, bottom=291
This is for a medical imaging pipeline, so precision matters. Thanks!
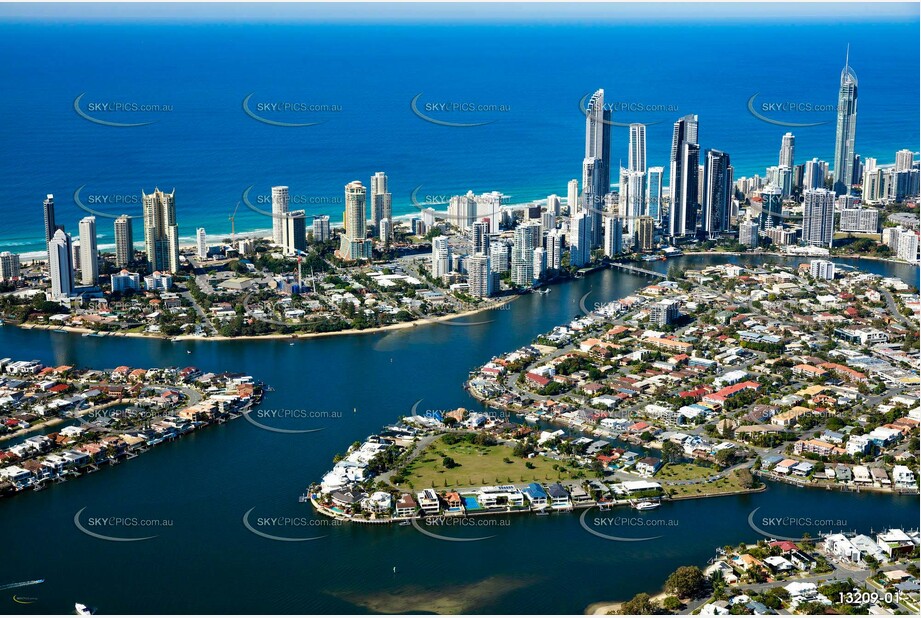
left=229, top=202, right=240, bottom=244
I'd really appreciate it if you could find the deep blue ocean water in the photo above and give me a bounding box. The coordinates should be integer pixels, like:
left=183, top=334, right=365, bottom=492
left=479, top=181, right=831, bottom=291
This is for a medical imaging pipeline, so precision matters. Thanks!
left=0, top=18, right=918, bottom=254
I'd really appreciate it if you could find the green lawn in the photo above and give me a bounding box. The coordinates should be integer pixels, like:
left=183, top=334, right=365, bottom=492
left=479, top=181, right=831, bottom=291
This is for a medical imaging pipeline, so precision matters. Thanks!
left=657, top=462, right=719, bottom=481
left=666, top=469, right=757, bottom=498
left=394, top=436, right=582, bottom=490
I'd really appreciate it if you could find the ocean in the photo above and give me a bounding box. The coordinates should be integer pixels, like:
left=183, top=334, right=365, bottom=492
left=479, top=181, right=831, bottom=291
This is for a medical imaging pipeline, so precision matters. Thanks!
left=0, top=18, right=919, bottom=256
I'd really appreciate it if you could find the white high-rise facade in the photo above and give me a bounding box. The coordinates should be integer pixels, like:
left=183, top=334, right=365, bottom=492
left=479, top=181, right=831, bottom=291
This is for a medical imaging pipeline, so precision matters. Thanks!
left=448, top=194, right=476, bottom=230
left=271, top=186, right=289, bottom=246
left=603, top=216, right=623, bottom=257
left=546, top=194, right=561, bottom=216
left=802, top=188, right=836, bottom=248
left=779, top=132, right=795, bottom=168
left=567, top=179, right=579, bottom=213
left=511, top=223, right=539, bottom=286
left=312, top=215, right=330, bottom=242
left=804, top=158, right=827, bottom=191
left=546, top=229, right=564, bottom=270
left=48, top=229, right=75, bottom=300
left=467, top=253, right=494, bottom=298
left=142, top=188, right=180, bottom=273
left=196, top=227, right=208, bottom=259
left=628, top=123, right=647, bottom=173
left=114, top=214, right=133, bottom=268
left=370, top=172, right=392, bottom=235
left=431, top=236, right=452, bottom=278
left=78, top=216, right=98, bottom=285
left=340, top=181, right=370, bottom=259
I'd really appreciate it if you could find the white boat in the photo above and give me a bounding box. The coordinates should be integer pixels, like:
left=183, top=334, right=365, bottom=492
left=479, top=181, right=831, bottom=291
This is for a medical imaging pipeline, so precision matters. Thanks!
left=524, top=414, right=539, bottom=423
left=633, top=500, right=660, bottom=511
left=75, top=603, right=94, bottom=615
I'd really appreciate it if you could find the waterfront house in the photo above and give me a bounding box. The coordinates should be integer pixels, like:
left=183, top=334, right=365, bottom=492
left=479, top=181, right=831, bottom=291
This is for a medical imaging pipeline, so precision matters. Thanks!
left=852, top=466, right=873, bottom=485
left=732, top=553, right=763, bottom=572
left=876, top=529, right=916, bottom=559
left=330, top=490, right=363, bottom=509
left=361, top=491, right=393, bottom=514
left=568, top=485, right=592, bottom=505
left=416, top=489, right=441, bottom=515
left=394, top=494, right=417, bottom=518
left=824, top=533, right=862, bottom=563
left=477, top=485, right=525, bottom=509
left=635, top=457, right=662, bottom=477
left=522, top=482, right=548, bottom=509
left=892, top=465, right=917, bottom=488
left=443, top=491, right=462, bottom=511
left=762, top=555, right=794, bottom=573
left=790, top=461, right=814, bottom=477
left=870, top=468, right=890, bottom=486
left=546, top=483, right=571, bottom=509
left=773, top=459, right=797, bottom=475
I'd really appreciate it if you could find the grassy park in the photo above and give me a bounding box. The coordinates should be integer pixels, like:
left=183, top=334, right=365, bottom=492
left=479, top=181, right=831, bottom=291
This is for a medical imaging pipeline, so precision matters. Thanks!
left=393, top=434, right=582, bottom=490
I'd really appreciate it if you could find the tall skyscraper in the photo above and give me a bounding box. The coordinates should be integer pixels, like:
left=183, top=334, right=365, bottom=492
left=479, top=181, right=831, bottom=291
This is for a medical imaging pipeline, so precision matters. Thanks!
left=142, top=188, right=180, bottom=273
left=757, top=184, right=783, bottom=231
left=43, top=194, right=57, bottom=243
left=739, top=218, right=760, bottom=248
left=196, top=227, right=208, bottom=259
left=832, top=50, right=858, bottom=195
left=282, top=211, right=307, bottom=255
left=603, top=216, right=623, bottom=257
left=271, top=186, right=289, bottom=246
left=78, top=216, right=98, bottom=285
left=0, top=252, right=21, bottom=281
left=379, top=218, right=392, bottom=243
left=114, top=214, right=134, bottom=268
left=584, top=89, right=611, bottom=248
left=646, top=166, right=664, bottom=223
left=546, top=229, right=564, bottom=270
left=511, top=223, right=539, bottom=286
left=668, top=114, right=700, bottom=237
left=340, top=181, right=369, bottom=259
left=448, top=193, right=476, bottom=230
left=569, top=211, right=591, bottom=267
left=802, top=188, right=836, bottom=248
left=628, top=123, right=647, bottom=173
left=895, top=149, right=914, bottom=172
left=635, top=216, right=655, bottom=252
left=779, top=132, right=795, bottom=169
left=471, top=221, right=490, bottom=255
left=546, top=194, right=561, bottom=217
left=370, top=172, right=392, bottom=232
left=312, top=215, right=330, bottom=242
left=621, top=170, right=646, bottom=233
left=567, top=179, right=579, bottom=213
left=48, top=229, right=74, bottom=300
left=701, top=150, right=733, bottom=237
left=467, top=253, right=494, bottom=298
left=804, top=158, right=827, bottom=191
left=431, top=236, right=451, bottom=279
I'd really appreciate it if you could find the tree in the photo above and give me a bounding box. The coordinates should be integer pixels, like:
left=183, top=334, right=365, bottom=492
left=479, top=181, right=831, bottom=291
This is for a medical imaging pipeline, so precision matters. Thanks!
left=660, top=440, right=683, bottom=463
left=442, top=456, right=458, bottom=469
left=664, top=565, right=706, bottom=599
left=619, top=593, right=658, bottom=615
left=661, top=596, right=682, bottom=612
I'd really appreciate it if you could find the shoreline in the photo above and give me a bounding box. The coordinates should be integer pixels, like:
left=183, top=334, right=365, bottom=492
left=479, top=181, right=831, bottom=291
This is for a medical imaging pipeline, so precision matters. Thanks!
left=6, top=295, right=519, bottom=342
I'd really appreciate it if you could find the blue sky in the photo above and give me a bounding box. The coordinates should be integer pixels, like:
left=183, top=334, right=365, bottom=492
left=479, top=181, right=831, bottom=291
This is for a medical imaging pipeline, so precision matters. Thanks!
left=0, top=2, right=917, bottom=23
